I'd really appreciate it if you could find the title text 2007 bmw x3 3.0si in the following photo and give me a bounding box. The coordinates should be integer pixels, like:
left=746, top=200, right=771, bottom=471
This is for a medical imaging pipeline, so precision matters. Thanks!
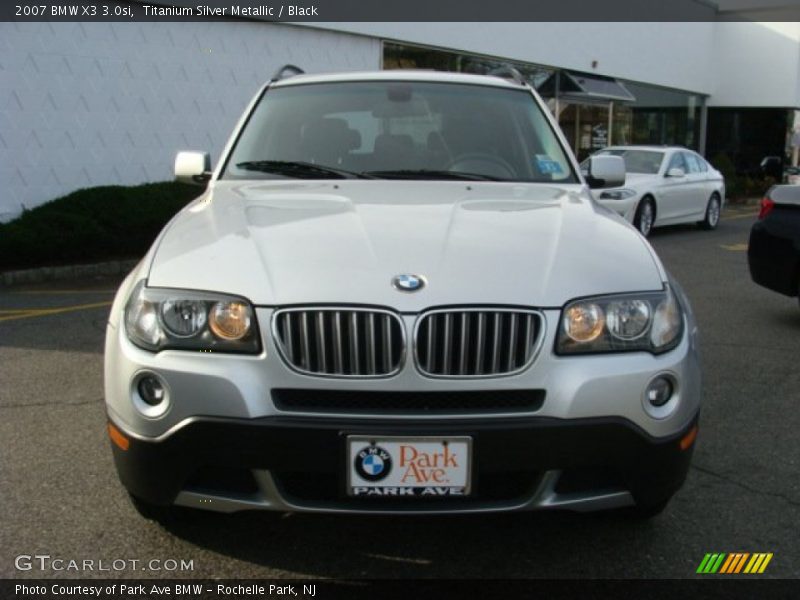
left=105, top=68, right=701, bottom=521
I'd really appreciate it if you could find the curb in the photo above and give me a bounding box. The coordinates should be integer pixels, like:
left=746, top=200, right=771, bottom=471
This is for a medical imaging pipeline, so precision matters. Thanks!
left=726, top=196, right=761, bottom=206
left=1, top=259, right=139, bottom=287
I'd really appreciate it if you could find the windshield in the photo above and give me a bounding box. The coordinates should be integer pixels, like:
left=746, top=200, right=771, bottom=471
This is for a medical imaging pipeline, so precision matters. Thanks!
left=597, top=149, right=665, bottom=175
left=223, top=81, right=577, bottom=183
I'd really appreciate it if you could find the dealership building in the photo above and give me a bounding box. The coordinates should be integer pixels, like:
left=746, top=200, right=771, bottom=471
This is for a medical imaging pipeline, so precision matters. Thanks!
left=2, top=1, right=800, bottom=221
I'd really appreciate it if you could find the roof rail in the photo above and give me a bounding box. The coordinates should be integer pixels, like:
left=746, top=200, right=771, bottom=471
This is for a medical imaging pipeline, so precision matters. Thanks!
left=271, top=64, right=305, bottom=82
left=487, top=65, right=526, bottom=86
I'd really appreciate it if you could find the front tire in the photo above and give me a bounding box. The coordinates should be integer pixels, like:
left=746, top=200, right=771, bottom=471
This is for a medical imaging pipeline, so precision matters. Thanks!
left=699, top=194, right=721, bottom=230
left=634, top=197, right=655, bottom=237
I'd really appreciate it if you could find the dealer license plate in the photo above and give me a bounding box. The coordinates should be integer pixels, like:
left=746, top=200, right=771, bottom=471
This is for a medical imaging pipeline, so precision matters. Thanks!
left=347, top=436, right=472, bottom=497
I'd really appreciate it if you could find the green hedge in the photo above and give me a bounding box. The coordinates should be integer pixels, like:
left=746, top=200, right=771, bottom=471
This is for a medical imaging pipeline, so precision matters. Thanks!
left=709, top=153, right=776, bottom=201
left=0, top=182, right=204, bottom=271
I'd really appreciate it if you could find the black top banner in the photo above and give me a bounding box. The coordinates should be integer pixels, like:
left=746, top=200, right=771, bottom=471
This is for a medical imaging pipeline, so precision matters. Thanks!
left=6, top=0, right=798, bottom=22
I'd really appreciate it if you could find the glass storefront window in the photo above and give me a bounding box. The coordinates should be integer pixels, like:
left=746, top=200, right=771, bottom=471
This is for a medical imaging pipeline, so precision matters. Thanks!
left=612, top=104, right=633, bottom=146
left=383, top=42, right=706, bottom=157
left=559, top=103, right=611, bottom=163
left=623, top=81, right=701, bottom=150
left=383, top=42, right=554, bottom=94
left=707, top=107, right=794, bottom=175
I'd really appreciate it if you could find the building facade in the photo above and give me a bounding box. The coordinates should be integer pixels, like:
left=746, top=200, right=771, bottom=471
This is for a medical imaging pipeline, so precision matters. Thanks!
left=1, top=16, right=799, bottom=221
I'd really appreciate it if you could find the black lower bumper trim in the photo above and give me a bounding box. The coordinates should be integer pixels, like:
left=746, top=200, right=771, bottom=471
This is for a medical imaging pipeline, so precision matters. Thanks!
left=110, top=414, right=698, bottom=510
left=272, top=388, right=546, bottom=414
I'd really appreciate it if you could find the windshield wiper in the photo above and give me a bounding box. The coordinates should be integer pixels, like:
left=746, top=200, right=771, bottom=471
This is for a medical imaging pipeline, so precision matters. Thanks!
left=364, top=169, right=505, bottom=181
left=236, top=160, right=375, bottom=179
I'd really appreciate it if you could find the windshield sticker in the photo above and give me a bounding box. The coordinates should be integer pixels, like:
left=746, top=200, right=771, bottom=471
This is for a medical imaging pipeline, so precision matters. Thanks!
left=535, top=155, right=564, bottom=175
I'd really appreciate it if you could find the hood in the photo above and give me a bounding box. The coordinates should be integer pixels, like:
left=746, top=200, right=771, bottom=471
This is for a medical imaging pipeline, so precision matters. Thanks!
left=147, top=181, right=664, bottom=310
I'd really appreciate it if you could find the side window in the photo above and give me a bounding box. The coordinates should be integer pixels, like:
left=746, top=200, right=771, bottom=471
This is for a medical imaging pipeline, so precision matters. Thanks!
left=694, top=153, right=709, bottom=172
left=683, top=152, right=701, bottom=174
left=667, top=152, right=687, bottom=173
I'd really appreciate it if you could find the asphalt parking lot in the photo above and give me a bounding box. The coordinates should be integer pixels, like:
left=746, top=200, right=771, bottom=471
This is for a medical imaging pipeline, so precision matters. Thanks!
left=1, top=205, right=798, bottom=580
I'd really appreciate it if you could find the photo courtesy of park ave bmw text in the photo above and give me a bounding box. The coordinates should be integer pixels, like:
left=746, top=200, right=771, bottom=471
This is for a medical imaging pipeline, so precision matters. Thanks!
left=1, top=0, right=799, bottom=595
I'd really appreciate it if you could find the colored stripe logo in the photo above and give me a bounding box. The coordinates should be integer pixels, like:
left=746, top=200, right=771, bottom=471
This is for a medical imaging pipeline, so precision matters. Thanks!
left=697, top=553, right=773, bottom=574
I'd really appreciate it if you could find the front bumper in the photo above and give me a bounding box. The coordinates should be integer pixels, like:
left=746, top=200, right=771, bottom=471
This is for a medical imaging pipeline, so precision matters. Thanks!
left=595, top=195, right=640, bottom=222
left=105, top=306, right=701, bottom=440
left=110, top=413, right=697, bottom=514
left=106, top=269, right=702, bottom=514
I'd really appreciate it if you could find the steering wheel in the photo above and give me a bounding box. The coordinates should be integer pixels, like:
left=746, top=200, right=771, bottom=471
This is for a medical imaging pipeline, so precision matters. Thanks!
left=445, top=153, right=516, bottom=179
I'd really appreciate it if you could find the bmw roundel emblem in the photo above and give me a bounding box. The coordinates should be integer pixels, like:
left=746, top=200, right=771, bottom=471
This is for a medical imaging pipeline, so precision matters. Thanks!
left=355, top=445, right=392, bottom=482
left=392, top=273, right=425, bottom=292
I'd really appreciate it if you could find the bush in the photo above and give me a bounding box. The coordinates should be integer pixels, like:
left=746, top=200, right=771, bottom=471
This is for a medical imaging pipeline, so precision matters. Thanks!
left=744, top=176, right=776, bottom=198
left=0, top=182, right=204, bottom=271
left=709, top=153, right=742, bottom=198
left=709, top=153, right=774, bottom=201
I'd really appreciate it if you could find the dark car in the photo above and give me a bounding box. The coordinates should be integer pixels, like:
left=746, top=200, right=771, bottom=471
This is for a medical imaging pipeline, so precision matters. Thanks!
left=759, top=156, right=784, bottom=181
left=748, top=185, right=800, bottom=304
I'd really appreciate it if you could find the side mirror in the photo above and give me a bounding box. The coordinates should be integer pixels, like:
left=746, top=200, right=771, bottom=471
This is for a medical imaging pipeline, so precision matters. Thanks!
left=175, top=151, right=212, bottom=185
left=666, top=167, right=685, bottom=178
left=585, top=155, right=625, bottom=189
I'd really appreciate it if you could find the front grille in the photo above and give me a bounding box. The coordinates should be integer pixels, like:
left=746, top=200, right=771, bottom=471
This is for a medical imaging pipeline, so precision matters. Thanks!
left=272, top=389, right=545, bottom=415
left=273, top=308, right=404, bottom=377
left=416, top=309, right=542, bottom=376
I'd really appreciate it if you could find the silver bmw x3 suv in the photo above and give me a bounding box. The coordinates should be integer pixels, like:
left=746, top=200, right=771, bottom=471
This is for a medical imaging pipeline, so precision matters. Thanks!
left=105, top=68, right=701, bottom=520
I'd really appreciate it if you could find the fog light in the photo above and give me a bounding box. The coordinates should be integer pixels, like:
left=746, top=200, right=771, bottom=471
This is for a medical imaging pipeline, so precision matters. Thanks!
left=137, top=376, right=165, bottom=406
left=646, top=376, right=673, bottom=407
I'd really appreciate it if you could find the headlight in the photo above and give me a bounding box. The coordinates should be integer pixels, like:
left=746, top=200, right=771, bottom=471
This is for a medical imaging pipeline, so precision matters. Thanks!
left=606, top=299, right=650, bottom=340
left=160, top=299, right=207, bottom=337
left=124, top=281, right=260, bottom=353
left=556, top=288, right=683, bottom=355
left=563, top=302, right=605, bottom=343
left=599, top=189, right=637, bottom=200
left=209, top=301, right=252, bottom=341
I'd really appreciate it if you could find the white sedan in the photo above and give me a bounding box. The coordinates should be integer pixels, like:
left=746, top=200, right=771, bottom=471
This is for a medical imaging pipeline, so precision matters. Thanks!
left=588, top=146, right=725, bottom=237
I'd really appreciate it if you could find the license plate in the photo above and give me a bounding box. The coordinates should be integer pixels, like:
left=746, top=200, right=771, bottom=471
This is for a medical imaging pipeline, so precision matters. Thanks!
left=347, top=436, right=472, bottom=497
